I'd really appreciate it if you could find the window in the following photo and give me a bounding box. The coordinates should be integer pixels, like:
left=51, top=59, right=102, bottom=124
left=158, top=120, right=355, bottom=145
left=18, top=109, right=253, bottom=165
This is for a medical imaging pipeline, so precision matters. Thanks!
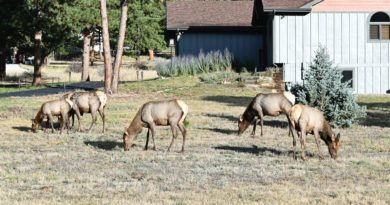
left=369, top=12, right=390, bottom=40
left=341, top=69, right=353, bottom=88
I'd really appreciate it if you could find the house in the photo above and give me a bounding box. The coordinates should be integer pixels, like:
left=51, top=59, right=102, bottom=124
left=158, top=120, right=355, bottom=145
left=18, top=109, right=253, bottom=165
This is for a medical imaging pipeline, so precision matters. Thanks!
left=167, top=0, right=390, bottom=94
left=166, top=1, right=264, bottom=69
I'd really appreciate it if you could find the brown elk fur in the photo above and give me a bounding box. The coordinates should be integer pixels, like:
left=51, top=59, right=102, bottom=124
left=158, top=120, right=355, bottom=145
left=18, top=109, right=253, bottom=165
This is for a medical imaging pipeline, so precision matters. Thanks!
left=123, top=99, right=188, bottom=152
left=32, top=98, right=73, bottom=134
left=238, top=92, right=294, bottom=137
left=288, top=104, right=341, bottom=160
left=64, top=91, right=107, bottom=133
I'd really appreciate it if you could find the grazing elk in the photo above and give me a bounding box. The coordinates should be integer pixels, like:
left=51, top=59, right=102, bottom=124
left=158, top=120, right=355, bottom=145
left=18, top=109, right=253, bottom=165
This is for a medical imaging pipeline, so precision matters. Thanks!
left=288, top=104, right=341, bottom=160
left=123, top=99, right=188, bottom=152
left=65, top=91, right=107, bottom=133
left=32, top=95, right=74, bottom=134
left=238, top=92, right=295, bottom=137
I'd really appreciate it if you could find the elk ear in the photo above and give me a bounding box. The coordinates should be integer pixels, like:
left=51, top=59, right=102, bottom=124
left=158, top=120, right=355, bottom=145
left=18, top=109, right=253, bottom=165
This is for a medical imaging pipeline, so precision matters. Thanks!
left=336, top=133, right=341, bottom=142
left=239, top=115, right=243, bottom=122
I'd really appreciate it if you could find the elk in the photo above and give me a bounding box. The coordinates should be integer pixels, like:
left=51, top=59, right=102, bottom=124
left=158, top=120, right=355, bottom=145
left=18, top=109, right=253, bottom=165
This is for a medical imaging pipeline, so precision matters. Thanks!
left=288, top=104, right=341, bottom=160
left=65, top=91, right=107, bottom=133
left=238, top=92, right=295, bottom=137
left=123, top=99, right=188, bottom=152
left=31, top=95, right=74, bottom=134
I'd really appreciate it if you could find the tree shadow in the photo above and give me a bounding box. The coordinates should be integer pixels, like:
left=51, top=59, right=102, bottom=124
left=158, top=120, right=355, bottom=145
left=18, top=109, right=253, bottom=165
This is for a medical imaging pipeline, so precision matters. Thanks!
left=203, top=113, right=237, bottom=122
left=198, top=127, right=237, bottom=135
left=0, top=81, right=103, bottom=98
left=84, top=140, right=123, bottom=151
left=360, top=110, right=390, bottom=127
left=214, top=145, right=315, bottom=157
left=12, top=126, right=31, bottom=132
left=201, top=95, right=253, bottom=107
left=263, top=120, right=289, bottom=128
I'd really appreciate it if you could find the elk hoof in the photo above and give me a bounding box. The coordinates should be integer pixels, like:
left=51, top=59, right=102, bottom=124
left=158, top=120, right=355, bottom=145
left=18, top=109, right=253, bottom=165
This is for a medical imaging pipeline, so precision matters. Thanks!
left=319, top=155, right=324, bottom=160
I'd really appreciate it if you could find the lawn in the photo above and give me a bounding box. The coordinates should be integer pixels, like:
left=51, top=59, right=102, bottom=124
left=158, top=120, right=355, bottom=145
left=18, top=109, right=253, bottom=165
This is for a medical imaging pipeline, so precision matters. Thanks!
left=0, top=76, right=389, bottom=204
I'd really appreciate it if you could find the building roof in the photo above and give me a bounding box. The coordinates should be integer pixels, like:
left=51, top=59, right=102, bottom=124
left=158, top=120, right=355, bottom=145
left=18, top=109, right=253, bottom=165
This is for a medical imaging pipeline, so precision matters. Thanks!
left=262, top=0, right=315, bottom=10
left=166, top=1, right=255, bottom=30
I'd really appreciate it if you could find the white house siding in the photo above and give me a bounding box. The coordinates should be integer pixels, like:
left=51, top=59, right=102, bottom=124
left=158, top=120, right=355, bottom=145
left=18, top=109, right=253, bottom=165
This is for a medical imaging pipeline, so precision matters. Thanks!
left=273, top=12, right=390, bottom=94
left=178, top=33, right=263, bottom=69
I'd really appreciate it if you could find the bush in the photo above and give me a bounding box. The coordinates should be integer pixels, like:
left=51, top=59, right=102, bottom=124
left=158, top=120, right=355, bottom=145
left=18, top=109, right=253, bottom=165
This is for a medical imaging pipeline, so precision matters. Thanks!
left=290, top=46, right=366, bottom=127
left=155, top=50, right=233, bottom=77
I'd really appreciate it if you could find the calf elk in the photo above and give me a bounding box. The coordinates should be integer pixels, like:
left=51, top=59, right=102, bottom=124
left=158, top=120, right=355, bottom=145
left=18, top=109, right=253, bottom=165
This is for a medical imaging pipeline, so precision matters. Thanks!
left=32, top=95, right=74, bottom=134
left=123, top=99, right=188, bottom=152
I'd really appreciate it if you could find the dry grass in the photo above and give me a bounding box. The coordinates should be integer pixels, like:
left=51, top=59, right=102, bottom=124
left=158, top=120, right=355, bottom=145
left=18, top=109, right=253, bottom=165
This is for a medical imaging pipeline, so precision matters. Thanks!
left=0, top=77, right=389, bottom=204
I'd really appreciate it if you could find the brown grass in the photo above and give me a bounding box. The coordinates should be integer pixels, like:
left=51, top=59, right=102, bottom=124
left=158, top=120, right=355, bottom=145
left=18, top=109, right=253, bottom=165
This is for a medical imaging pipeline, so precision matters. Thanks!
left=0, top=77, right=389, bottom=204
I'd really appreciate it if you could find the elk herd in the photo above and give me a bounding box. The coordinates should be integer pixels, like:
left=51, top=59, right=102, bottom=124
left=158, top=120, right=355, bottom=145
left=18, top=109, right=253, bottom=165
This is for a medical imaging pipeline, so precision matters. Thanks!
left=32, top=90, right=340, bottom=160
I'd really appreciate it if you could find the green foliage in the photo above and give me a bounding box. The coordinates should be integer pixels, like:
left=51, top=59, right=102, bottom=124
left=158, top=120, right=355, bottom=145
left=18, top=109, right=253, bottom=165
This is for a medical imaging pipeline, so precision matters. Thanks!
left=126, top=0, right=166, bottom=54
left=199, top=71, right=237, bottom=84
left=290, top=46, right=366, bottom=127
left=155, top=50, right=233, bottom=77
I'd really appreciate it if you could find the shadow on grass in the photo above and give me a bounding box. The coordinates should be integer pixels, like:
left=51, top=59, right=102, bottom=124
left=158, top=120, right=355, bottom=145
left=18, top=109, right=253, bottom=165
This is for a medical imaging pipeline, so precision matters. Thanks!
left=360, top=110, right=390, bottom=127
left=0, top=81, right=102, bottom=98
left=199, top=127, right=238, bottom=135
left=84, top=140, right=123, bottom=151
left=12, top=126, right=31, bottom=132
left=214, top=145, right=315, bottom=157
left=204, top=113, right=238, bottom=122
left=202, top=95, right=253, bottom=107
left=205, top=113, right=289, bottom=128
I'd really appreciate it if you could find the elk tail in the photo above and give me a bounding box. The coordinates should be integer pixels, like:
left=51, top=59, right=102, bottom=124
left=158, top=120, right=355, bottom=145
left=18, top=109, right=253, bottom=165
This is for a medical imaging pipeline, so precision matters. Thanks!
left=176, top=100, right=188, bottom=124
left=95, top=90, right=108, bottom=110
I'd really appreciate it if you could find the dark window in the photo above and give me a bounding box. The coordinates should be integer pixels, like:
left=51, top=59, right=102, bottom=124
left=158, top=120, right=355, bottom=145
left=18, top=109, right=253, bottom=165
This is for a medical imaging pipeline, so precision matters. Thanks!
left=341, top=70, right=353, bottom=88
left=369, top=12, right=390, bottom=40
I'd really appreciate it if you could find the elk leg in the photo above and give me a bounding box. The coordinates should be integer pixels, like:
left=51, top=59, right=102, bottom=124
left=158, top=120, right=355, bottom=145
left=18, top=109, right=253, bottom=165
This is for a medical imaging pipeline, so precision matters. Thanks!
left=290, top=127, right=298, bottom=160
left=144, top=129, right=150, bottom=150
left=88, top=111, right=97, bottom=132
left=74, top=108, right=83, bottom=132
left=313, top=130, right=324, bottom=160
left=148, top=123, right=157, bottom=150
left=253, top=105, right=264, bottom=136
left=47, top=114, right=55, bottom=133
left=251, top=119, right=259, bottom=137
left=286, top=114, right=292, bottom=137
left=178, top=122, right=187, bottom=153
left=298, top=124, right=307, bottom=161
left=168, top=124, right=179, bottom=152
left=98, top=108, right=105, bottom=133
left=60, top=112, right=68, bottom=135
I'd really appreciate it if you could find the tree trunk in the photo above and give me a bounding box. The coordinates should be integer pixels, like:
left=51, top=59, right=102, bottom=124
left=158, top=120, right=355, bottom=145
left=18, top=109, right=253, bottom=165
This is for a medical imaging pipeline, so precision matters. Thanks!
left=0, top=45, right=6, bottom=80
left=82, top=30, right=92, bottom=81
left=148, top=49, right=154, bottom=61
left=90, top=31, right=95, bottom=66
left=32, top=31, right=43, bottom=86
left=111, top=0, right=128, bottom=94
left=100, top=0, right=113, bottom=93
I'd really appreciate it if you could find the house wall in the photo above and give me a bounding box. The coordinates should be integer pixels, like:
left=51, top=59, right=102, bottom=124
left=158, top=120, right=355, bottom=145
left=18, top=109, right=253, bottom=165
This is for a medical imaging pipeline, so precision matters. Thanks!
left=273, top=12, right=390, bottom=94
left=178, top=32, right=263, bottom=69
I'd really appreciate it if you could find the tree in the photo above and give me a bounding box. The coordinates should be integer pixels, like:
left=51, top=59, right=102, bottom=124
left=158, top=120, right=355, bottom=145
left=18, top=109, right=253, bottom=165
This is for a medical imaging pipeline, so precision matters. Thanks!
left=0, top=0, right=25, bottom=79
left=100, top=0, right=113, bottom=93
left=290, top=46, right=366, bottom=127
left=23, top=0, right=77, bottom=86
left=126, top=0, right=165, bottom=57
left=111, top=0, right=128, bottom=93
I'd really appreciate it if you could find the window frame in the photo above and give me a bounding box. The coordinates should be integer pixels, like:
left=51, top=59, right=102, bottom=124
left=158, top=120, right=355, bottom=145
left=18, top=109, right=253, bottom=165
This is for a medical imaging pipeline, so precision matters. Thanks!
left=340, top=67, right=355, bottom=90
left=368, top=12, right=390, bottom=42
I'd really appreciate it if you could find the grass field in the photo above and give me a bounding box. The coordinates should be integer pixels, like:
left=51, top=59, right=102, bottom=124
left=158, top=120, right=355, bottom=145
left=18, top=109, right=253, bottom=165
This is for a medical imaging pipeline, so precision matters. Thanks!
left=0, top=76, right=389, bottom=204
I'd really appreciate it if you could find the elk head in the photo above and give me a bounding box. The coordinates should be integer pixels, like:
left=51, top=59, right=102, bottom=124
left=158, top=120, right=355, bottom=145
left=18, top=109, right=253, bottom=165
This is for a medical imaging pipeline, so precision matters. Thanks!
left=238, top=115, right=250, bottom=135
left=326, top=133, right=341, bottom=159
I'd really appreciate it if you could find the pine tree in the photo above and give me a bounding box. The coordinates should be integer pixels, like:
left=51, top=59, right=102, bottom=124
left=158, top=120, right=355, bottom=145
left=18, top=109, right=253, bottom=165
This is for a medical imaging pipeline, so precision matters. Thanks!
left=126, top=0, right=166, bottom=55
left=290, top=46, right=366, bottom=127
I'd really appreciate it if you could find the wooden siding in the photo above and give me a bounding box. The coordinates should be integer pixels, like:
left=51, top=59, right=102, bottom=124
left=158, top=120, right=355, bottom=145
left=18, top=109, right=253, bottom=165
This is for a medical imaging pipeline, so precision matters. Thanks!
left=178, top=33, right=263, bottom=68
left=313, top=0, right=390, bottom=12
left=273, top=12, right=390, bottom=94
